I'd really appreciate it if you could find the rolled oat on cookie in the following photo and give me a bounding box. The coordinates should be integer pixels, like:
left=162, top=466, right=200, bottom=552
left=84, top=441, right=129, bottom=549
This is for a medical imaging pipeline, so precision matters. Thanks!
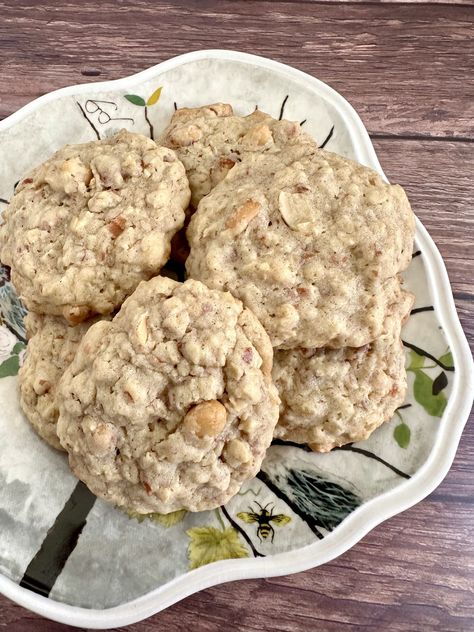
left=273, top=286, right=414, bottom=451
left=160, top=103, right=313, bottom=208
left=186, top=143, right=415, bottom=348
left=19, top=313, right=109, bottom=451
left=0, top=130, right=190, bottom=324
left=57, top=277, right=279, bottom=513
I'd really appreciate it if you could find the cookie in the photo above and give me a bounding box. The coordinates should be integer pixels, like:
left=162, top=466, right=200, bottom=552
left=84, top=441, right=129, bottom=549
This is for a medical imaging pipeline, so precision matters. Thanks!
left=186, top=144, right=415, bottom=348
left=0, top=130, right=190, bottom=324
left=18, top=313, right=103, bottom=451
left=57, top=277, right=280, bottom=513
left=160, top=103, right=313, bottom=207
left=273, top=289, right=414, bottom=452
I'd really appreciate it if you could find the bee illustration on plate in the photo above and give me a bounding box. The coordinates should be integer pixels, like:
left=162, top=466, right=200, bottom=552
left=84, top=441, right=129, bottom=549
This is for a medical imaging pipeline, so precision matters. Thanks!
left=237, top=502, right=291, bottom=542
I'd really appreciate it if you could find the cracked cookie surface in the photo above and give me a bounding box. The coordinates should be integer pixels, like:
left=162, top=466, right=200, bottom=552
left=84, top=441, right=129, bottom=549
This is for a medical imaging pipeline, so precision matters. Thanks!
left=0, top=130, right=190, bottom=324
left=19, top=313, right=105, bottom=451
left=273, top=289, right=414, bottom=451
left=187, top=144, right=415, bottom=348
left=160, top=103, right=313, bottom=208
left=57, top=277, right=279, bottom=513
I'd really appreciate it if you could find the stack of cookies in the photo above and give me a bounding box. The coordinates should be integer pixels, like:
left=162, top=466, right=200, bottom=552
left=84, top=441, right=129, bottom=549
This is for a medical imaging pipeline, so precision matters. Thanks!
left=0, top=103, right=415, bottom=514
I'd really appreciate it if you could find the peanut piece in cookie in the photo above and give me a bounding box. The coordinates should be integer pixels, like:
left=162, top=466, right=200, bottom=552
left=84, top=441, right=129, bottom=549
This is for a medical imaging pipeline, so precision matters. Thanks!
left=183, top=400, right=227, bottom=438
left=240, top=123, right=273, bottom=147
left=226, top=200, right=261, bottom=234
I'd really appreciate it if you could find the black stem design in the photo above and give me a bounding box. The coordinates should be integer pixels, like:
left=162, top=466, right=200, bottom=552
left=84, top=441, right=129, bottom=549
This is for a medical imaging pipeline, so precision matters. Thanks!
left=278, top=95, right=289, bottom=120
left=334, top=445, right=411, bottom=480
left=300, top=119, right=307, bottom=127
left=20, top=482, right=96, bottom=596
left=76, top=102, right=100, bottom=140
left=271, top=439, right=411, bottom=480
left=256, top=471, right=325, bottom=540
left=397, top=403, right=412, bottom=410
left=220, top=505, right=264, bottom=558
left=2, top=319, right=26, bottom=345
left=403, top=340, right=454, bottom=372
left=144, top=106, right=154, bottom=139
left=0, top=198, right=8, bottom=205
left=410, top=306, right=434, bottom=315
left=412, top=250, right=422, bottom=258
left=173, top=101, right=178, bottom=111
left=320, top=126, right=334, bottom=149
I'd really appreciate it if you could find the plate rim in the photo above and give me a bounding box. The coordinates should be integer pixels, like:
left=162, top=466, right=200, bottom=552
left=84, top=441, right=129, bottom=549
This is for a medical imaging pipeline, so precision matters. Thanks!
left=0, top=49, right=472, bottom=629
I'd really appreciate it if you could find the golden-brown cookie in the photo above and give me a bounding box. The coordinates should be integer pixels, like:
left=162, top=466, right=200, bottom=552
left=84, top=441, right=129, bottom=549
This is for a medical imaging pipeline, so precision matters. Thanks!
left=273, top=289, right=414, bottom=451
left=161, top=103, right=313, bottom=208
left=0, top=130, right=190, bottom=324
left=187, top=144, right=415, bottom=348
left=57, top=277, right=279, bottom=513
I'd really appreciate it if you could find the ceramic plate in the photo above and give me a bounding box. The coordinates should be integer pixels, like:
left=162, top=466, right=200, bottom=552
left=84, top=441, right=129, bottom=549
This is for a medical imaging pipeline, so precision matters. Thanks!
left=0, top=50, right=472, bottom=629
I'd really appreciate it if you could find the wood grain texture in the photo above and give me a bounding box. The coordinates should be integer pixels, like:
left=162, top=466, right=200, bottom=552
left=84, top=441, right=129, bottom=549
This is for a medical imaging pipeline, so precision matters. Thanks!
left=0, top=1, right=473, bottom=138
left=287, top=0, right=474, bottom=4
left=0, top=1, right=473, bottom=630
left=371, top=137, right=474, bottom=353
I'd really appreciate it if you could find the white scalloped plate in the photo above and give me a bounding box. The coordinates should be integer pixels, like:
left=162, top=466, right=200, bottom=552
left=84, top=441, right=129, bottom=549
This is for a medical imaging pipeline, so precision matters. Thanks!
left=0, top=50, right=472, bottom=629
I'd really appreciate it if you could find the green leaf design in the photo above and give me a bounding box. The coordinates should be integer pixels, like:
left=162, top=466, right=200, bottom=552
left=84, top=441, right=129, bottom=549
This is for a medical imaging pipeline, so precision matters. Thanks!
left=186, top=526, right=249, bottom=570
left=126, top=509, right=186, bottom=527
left=12, top=341, right=25, bottom=354
left=149, top=509, right=187, bottom=527
left=413, top=369, right=447, bottom=417
left=439, top=350, right=454, bottom=368
left=394, top=422, right=411, bottom=448
left=408, top=349, right=424, bottom=370
left=0, top=355, right=20, bottom=378
left=124, top=94, right=146, bottom=107
left=127, top=510, right=147, bottom=523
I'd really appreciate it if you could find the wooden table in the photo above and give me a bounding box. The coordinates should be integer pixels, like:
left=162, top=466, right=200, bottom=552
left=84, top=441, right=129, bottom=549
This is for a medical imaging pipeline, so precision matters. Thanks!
left=0, top=1, right=473, bottom=630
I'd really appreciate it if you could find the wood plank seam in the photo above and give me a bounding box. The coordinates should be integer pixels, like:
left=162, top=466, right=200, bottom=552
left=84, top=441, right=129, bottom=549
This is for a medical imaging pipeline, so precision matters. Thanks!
left=278, top=0, right=474, bottom=6
left=371, top=133, right=474, bottom=143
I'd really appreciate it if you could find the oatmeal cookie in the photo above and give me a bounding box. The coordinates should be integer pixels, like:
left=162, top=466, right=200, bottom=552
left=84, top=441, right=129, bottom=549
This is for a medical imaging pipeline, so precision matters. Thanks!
left=19, top=313, right=104, bottom=451
left=57, top=277, right=279, bottom=513
left=186, top=144, right=415, bottom=348
left=273, top=289, right=414, bottom=451
left=160, top=103, right=313, bottom=207
left=0, top=130, right=190, bottom=324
